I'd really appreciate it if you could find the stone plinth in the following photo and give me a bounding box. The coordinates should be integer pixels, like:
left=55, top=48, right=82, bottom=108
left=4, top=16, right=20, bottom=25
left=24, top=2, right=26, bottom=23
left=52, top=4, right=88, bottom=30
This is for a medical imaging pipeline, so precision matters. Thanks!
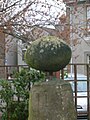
left=28, top=79, right=77, bottom=120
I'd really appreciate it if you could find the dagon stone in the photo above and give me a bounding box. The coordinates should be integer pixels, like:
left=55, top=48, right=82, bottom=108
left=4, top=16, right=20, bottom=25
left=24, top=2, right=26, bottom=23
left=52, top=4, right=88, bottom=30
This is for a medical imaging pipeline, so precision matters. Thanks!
left=25, top=36, right=71, bottom=72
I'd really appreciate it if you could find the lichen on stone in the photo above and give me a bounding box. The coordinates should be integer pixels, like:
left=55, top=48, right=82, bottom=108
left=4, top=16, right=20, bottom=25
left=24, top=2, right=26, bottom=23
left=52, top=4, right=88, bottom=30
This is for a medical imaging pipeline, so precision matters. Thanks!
left=39, top=49, right=44, bottom=53
left=25, top=35, right=71, bottom=72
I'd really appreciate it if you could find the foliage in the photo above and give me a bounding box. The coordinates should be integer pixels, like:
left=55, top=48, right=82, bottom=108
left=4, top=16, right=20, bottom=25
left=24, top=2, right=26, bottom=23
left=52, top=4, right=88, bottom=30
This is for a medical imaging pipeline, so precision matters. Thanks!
left=0, top=68, right=45, bottom=120
left=0, top=0, right=65, bottom=42
left=0, top=0, right=88, bottom=43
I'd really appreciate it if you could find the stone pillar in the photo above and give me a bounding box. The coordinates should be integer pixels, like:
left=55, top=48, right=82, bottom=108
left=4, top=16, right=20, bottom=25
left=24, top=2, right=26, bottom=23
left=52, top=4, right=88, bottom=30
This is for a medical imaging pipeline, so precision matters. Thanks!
left=28, top=79, right=77, bottom=120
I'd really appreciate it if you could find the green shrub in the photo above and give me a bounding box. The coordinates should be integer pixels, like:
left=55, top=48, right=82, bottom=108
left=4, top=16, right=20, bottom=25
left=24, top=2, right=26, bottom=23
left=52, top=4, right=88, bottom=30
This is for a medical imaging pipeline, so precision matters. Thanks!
left=0, top=68, right=45, bottom=120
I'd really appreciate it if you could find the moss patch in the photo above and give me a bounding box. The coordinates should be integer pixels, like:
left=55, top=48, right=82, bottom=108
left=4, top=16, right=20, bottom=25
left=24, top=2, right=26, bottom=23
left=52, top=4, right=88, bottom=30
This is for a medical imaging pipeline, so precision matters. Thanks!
left=25, top=36, right=71, bottom=72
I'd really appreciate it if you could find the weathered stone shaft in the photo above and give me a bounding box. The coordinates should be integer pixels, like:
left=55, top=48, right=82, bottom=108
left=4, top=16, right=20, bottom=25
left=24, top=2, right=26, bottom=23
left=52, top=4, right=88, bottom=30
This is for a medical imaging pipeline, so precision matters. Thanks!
left=28, top=80, right=77, bottom=120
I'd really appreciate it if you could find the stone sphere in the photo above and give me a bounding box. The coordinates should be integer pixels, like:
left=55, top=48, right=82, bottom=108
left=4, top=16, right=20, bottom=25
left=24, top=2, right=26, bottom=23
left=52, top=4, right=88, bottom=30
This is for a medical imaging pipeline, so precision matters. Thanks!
left=25, top=36, right=71, bottom=72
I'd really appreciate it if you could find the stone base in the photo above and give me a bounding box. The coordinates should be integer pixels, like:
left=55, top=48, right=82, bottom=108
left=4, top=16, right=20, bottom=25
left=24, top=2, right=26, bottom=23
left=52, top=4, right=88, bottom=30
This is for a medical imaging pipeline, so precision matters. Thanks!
left=28, top=79, right=77, bottom=120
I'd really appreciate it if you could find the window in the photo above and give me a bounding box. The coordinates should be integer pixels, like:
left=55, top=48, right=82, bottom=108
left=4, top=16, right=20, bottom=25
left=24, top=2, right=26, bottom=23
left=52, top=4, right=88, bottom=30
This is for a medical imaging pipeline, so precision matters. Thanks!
left=87, top=54, right=90, bottom=63
left=22, top=49, right=26, bottom=61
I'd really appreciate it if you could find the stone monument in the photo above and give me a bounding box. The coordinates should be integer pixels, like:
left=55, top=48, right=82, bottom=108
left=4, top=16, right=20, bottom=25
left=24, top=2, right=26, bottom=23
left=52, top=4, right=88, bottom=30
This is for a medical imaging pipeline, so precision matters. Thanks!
left=25, top=36, right=77, bottom=120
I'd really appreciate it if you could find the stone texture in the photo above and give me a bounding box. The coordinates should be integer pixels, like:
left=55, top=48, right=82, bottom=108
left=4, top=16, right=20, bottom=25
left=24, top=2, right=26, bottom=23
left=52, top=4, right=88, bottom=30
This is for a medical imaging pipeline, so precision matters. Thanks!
left=25, top=36, right=71, bottom=72
left=28, top=79, right=77, bottom=120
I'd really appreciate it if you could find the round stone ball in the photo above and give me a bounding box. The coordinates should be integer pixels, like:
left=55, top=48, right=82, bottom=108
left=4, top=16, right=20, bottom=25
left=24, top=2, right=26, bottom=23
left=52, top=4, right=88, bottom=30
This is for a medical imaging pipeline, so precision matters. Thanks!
left=25, top=36, right=71, bottom=72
